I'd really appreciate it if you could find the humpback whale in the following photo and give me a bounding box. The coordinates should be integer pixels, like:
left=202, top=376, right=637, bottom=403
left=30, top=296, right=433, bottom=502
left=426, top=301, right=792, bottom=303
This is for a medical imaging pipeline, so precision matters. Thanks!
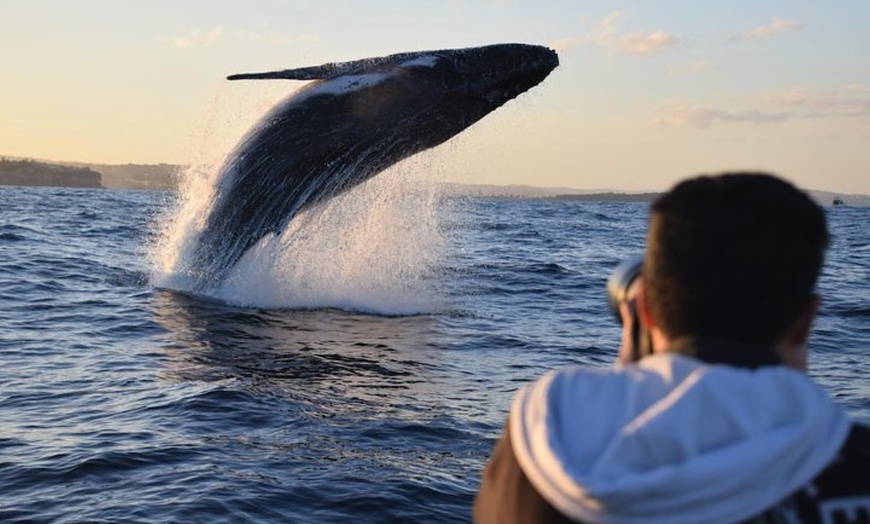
left=189, top=43, right=559, bottom=291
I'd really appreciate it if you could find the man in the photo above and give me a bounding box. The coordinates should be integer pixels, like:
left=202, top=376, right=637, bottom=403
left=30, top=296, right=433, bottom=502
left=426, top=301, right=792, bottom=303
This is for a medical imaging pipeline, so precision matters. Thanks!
left=474, top=173, right=870, bottom=523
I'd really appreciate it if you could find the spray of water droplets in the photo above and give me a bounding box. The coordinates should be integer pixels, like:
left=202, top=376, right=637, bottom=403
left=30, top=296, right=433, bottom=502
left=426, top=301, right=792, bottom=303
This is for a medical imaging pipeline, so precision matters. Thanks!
left=149, top=82, right=450, bottom=315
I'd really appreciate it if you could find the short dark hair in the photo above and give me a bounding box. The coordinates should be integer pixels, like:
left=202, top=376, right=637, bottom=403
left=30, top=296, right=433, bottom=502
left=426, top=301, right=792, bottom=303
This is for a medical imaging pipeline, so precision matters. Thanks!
left=643, top=172, right=828, bottom=345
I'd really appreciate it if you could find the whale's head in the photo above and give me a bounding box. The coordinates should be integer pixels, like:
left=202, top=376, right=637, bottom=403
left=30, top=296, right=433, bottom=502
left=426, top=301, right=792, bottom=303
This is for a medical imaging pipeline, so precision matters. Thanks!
left=392, top=44, right=559, bottom=135
left=420, top=43, right=559, bottom=108
left=228, top=43, right=559, bottom=149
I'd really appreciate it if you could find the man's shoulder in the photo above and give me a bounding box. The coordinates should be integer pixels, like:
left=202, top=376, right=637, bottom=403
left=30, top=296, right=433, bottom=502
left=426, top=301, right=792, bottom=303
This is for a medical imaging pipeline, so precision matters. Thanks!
left=814, top=422, right=870, bottom=490
left=800, top=423, right=870, bottom=523
left=842, top=422, right=870, bottom=455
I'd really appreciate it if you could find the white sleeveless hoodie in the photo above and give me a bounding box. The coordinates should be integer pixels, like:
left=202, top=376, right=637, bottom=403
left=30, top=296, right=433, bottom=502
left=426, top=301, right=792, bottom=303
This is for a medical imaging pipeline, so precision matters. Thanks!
left=510, top=353, right=851, bottom=524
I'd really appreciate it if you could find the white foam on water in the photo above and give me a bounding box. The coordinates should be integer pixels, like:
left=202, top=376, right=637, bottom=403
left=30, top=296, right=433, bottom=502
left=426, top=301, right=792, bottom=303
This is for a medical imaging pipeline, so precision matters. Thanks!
left=150, top=82, right=448, bottom=315
left=216, top=158, right=446, bottom=314
left=150, top=81, right=290, bottom=293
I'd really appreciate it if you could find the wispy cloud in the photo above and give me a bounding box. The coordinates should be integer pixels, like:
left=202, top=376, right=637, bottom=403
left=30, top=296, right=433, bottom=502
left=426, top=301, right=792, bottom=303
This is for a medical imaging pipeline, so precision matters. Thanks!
left=654, top=85, right=870, bottom=129
left=670, top=60, right=709, bottom=75
left=742, top=17, right=802, bottom=40
left=586, top=11, right=621, bottom=48
left=159, top=26, right=224, bottom=48
left=236, top=30, right=321, bottom=46
left=620, top=30, right=676, bottom=55
left=549, top=36, right=582, bottom=53
left=654, top=104, right=790, bottom=128
left=764, top=85, right=870, bottom=118
left=587, top=12, right=677, bottom=55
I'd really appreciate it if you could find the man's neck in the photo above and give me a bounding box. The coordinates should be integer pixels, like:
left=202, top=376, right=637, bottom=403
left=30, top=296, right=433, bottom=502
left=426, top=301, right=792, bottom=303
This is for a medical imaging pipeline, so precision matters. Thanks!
left=661, top=336, right=784, bottom=369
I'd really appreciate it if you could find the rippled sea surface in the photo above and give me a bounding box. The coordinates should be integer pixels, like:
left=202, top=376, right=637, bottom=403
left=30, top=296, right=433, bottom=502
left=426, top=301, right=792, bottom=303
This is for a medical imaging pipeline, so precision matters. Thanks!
left=1, top=186, right=867, bottom=523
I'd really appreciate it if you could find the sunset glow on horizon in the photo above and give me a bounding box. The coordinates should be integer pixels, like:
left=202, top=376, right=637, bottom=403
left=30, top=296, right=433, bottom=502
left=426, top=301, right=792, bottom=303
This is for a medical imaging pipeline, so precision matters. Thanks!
left=2, top=1, right=868, bottom=194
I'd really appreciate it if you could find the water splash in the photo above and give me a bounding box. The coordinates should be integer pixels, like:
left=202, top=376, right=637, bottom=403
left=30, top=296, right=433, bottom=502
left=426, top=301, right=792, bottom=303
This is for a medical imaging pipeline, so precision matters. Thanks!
left=150, top=84, right=448, bottom=315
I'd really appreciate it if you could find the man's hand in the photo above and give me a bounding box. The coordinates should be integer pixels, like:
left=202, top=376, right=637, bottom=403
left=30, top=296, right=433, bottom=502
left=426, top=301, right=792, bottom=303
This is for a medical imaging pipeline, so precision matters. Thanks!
left=616, top=279, right=647, bottom=365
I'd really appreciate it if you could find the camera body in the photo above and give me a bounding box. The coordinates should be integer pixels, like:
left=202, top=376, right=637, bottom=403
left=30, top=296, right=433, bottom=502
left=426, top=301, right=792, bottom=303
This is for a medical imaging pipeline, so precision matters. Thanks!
left=606, top=254, right=644, bottom=324
left=606, top=255, right=652, bottom=361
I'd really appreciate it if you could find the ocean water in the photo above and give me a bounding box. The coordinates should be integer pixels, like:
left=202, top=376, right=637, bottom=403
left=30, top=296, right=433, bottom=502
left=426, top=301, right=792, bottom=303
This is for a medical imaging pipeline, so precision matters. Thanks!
left=1, top=183, right=868, bottom=523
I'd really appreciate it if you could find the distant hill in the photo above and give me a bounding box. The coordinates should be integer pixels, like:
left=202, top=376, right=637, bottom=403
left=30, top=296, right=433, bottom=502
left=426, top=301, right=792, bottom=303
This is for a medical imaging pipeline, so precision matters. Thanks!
left=0, top=158, right=101, bottom=188
left=0, top=155, right=180, bottom=190
left=437, top=183, right=870, bottom=207
left=2, top=156, right=867, bottom=206
left=80, top=162, right=179, bottom=190
left=438, top=183, right=659, bottom=201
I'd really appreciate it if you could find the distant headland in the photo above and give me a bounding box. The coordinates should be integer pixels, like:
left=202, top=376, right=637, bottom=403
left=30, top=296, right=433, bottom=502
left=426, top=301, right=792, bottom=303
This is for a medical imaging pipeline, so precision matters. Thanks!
left=0, top=157, right=179, bottom=190
left=1, top=156, right=866, bottom=206
left=0, top=158, right=101, bottom=188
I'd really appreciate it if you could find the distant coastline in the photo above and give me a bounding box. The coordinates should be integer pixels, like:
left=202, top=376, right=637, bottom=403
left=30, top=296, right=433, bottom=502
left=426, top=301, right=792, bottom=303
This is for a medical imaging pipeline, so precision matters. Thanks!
left=436, top=183, right=870, bottom=206
left=1, top=156, right=867, bottom=206
left=0, top=158, right=101, bottom=188
left=0, top=156, right=179, bottom=190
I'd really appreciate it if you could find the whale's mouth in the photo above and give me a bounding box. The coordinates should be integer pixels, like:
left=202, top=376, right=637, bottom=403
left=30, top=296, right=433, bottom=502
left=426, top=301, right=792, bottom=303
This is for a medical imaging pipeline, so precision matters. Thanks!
left=451, top=44, right=559, bottom=78
left=476, top=46, right=559, bottom=97
left=419, top=44, right=558, bottom=114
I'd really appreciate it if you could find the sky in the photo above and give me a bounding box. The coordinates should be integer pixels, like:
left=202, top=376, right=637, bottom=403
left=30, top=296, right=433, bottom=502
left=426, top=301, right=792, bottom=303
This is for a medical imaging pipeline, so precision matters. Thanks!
left=1, top=0, right=869, bottom=194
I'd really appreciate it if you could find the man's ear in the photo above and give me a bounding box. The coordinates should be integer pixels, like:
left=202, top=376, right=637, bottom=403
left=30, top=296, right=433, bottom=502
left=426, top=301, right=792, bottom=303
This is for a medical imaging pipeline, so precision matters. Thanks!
left=637, top=279, right=672, bottom=353
left=636, top=279, right=655, bottom=330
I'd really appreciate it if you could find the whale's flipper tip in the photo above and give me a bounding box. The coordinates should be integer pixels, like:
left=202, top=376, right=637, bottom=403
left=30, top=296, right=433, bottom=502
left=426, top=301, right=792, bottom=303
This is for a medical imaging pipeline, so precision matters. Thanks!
left=227, top=66, right=332, bottom=82
left=227, top=71, right=289, bottom=81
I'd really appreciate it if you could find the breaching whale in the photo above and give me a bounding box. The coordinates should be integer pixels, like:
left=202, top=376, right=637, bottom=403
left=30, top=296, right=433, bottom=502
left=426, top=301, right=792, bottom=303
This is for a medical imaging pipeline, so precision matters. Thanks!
left=189, top=43, right=559, bottom=291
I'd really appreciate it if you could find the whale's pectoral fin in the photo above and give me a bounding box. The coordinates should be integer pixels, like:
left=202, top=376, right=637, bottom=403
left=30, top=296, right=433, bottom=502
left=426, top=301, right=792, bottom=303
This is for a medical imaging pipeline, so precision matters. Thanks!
left=228, top=59, right=390, bottom=81
left=227, top=51, right=438, bottom=82
left=227, top=65, right=337, bottom=81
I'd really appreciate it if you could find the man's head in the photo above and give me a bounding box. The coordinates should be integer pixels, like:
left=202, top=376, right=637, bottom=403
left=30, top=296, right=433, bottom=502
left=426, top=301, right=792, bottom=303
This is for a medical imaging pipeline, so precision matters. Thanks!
left=642, top=173, right=828, bottom=349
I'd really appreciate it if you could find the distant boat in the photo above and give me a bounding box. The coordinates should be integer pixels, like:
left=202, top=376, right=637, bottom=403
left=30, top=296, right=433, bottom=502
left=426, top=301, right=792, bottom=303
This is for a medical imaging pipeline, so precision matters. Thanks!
left=832, top=197, right=845, bottom=206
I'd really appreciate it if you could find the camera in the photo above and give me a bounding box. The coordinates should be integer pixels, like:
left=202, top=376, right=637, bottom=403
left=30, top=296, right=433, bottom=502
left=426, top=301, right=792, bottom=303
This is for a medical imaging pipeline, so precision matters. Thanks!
left=606, top=254, right=651, bottom=361
left=606, top=254, right=644, bottom=324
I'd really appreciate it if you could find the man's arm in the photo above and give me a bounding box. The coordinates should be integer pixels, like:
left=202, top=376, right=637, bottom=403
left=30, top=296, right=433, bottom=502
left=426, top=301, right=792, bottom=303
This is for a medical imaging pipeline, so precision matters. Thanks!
left=473, top=418, right=577, bottom=524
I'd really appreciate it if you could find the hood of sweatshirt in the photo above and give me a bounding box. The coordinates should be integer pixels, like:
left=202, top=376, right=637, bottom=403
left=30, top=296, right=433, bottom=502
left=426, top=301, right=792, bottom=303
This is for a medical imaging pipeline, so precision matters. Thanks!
left=510, top=353, right=851, bottom=524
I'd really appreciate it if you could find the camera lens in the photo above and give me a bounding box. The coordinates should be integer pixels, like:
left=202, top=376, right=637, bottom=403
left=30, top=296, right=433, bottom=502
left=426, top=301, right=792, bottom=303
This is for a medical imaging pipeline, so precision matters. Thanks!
left=606, top=255, right=644, bottom=324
